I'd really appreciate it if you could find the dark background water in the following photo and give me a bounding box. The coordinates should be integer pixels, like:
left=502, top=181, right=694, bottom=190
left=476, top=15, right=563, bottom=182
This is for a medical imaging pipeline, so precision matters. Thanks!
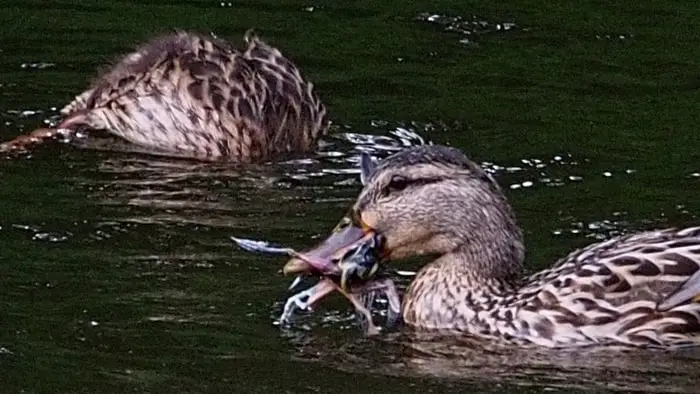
left=1, top=0, right=700, bottom=392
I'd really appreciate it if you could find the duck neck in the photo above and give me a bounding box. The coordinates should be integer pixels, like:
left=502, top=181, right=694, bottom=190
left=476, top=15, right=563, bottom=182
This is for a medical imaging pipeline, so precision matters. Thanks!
left=430, top=186, right=527, bottom=288
left=447, top=231, right=525, bottom=288
left=402, top=229, right=526, bottom=329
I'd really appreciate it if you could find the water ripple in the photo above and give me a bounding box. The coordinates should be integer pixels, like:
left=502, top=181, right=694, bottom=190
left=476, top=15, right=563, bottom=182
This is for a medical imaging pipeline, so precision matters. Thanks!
left=5, top=223, right=73, bottom=243
left=595, top=33, right=635, bottom=41
left=416, top=12, right=519, bottom=45
left=20, top=62, right=56, bottom=70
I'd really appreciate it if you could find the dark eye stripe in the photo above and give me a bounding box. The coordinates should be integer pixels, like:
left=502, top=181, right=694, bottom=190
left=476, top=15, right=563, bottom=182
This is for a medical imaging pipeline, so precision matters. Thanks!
left=382, top=176, right=442, bottom=196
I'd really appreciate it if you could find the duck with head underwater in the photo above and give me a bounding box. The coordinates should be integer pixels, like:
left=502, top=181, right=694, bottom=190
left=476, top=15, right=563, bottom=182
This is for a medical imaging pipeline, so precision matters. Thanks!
left=281, top=144, right=700, bottom=348
left=0, top=30, right=329, bottom=162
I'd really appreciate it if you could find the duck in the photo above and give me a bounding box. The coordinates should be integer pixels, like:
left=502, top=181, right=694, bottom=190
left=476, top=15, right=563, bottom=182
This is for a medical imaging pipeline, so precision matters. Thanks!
left=0, top=30, right=329, bottom=162
left=282, top=144, right=700, bottom=348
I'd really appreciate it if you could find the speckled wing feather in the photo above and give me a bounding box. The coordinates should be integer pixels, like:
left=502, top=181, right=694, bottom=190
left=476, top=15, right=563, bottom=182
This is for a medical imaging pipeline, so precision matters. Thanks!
left=57, top=31, right=329, bottom=162
left=507, top=227, right=700, bottom=347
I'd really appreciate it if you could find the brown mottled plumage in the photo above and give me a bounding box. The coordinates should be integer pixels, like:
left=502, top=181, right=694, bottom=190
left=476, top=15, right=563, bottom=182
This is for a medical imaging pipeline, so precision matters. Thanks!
left=0, top=30, right=329, bottom=162
left=288, top=145, right=700, bottom=348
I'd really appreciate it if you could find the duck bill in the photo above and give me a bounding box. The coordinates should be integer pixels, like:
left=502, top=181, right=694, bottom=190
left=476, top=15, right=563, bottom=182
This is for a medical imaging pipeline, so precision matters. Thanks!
left=282, top=223, right=373, bottom=276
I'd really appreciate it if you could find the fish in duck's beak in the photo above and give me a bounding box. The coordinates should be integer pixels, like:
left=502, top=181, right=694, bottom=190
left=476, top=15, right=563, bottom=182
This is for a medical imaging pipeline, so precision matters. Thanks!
left=279, top=216, right=399, bottom=335
left=282, top=215, right=379, bottom=280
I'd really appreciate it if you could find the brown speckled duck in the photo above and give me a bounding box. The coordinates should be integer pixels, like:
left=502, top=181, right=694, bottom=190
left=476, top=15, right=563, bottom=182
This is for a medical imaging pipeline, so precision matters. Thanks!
left=0, top=30, right=329, bottom=162
left=282, top=145, right=700, bottom=348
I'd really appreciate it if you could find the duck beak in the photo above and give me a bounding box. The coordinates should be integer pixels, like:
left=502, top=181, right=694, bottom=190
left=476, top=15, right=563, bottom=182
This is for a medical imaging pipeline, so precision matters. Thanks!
left=279, top=218, right=398, bottom=336
left=282, top=221, right=373, bottom=276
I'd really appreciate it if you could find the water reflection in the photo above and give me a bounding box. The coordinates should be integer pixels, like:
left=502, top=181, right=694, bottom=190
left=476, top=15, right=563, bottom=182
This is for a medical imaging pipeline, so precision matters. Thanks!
left=283, top=330, right=700, bottom=392
left=73, top=122, right=433, bottom=214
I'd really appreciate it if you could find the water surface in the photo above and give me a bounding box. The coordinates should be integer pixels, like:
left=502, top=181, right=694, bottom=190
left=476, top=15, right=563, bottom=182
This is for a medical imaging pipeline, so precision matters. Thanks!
left=1, top=1, right=700, bottom=392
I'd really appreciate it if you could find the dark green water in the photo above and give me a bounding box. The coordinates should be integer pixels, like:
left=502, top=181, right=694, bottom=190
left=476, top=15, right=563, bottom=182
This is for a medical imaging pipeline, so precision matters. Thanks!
left=1, top=0, right=700, bottom=392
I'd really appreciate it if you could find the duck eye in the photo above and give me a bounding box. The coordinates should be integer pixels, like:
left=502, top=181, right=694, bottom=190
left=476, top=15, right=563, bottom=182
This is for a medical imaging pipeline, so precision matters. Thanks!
left=388, top=175, right=410, bottom=192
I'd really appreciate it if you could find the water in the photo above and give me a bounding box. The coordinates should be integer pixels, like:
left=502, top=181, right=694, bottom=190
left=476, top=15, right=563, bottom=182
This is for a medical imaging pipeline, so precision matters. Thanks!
left=1, top=1, right=700, bottom=392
